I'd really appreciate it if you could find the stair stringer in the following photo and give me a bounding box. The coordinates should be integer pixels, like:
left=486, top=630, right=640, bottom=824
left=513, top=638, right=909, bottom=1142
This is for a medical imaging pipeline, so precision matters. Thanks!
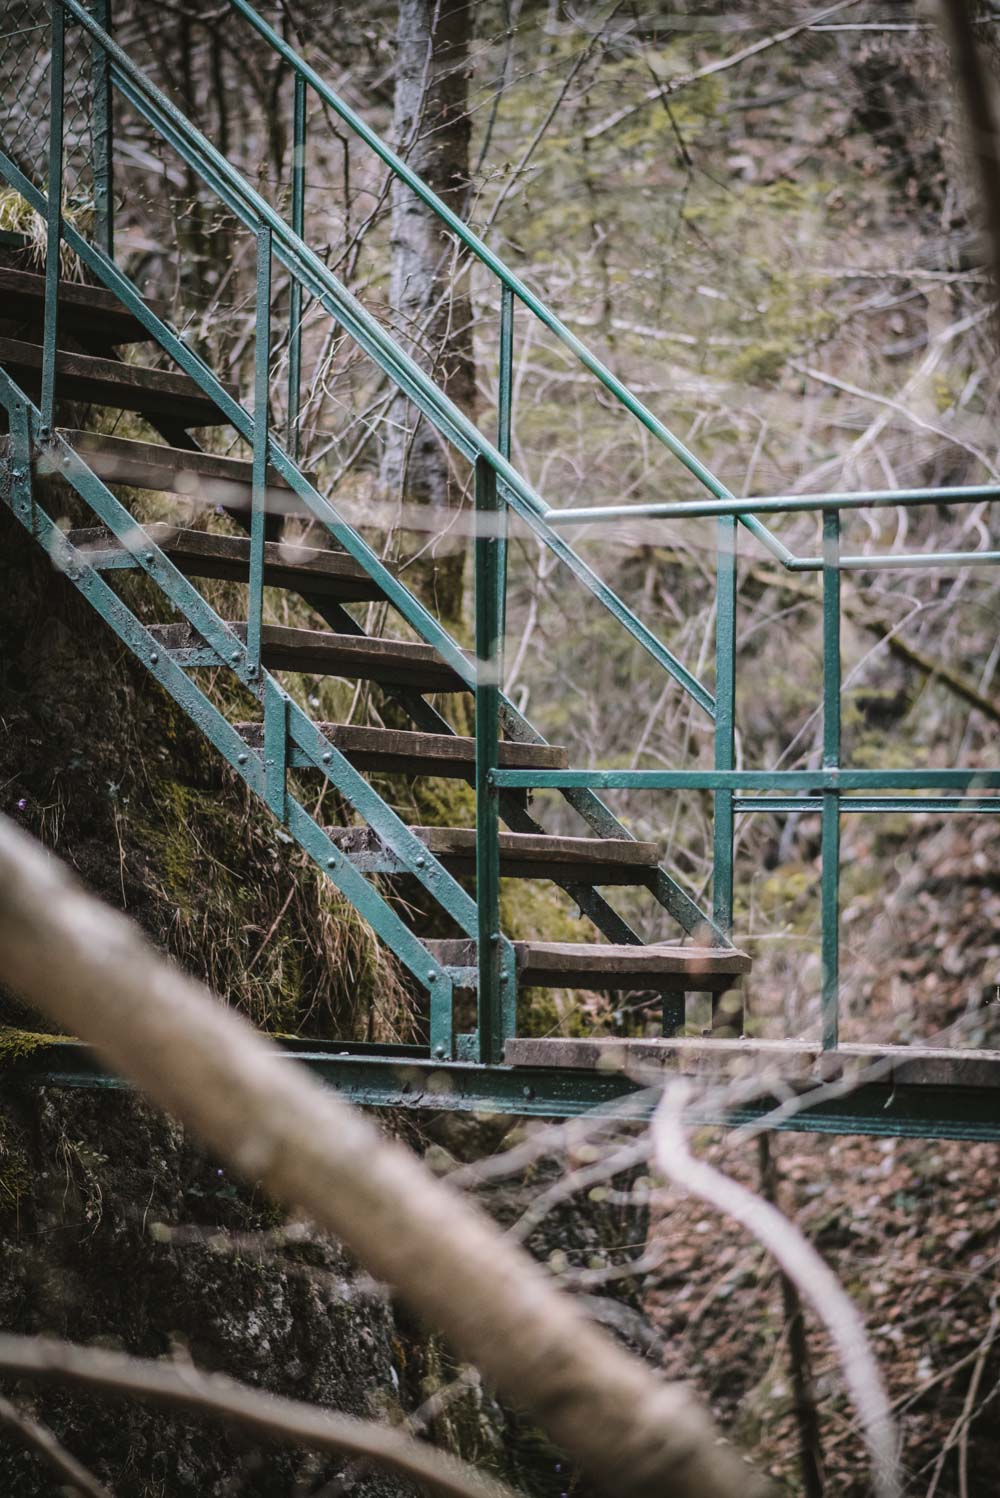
left=1, top=382, right=526, bottom=1060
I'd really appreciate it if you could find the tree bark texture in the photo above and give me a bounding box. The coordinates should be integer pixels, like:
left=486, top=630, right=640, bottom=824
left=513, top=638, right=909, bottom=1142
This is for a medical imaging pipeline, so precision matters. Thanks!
left=381, top=0, right=475, bottom=624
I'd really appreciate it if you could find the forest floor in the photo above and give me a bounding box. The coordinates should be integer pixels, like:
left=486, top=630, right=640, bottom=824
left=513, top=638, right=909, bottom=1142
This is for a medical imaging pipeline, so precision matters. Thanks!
left=643, top=808, right=1000, bottom=1498
left=646, top=1130, right=999, bottom=1498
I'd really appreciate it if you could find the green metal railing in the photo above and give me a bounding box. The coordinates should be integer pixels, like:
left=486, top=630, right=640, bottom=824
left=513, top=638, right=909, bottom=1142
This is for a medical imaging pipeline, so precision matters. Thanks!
left=224, top=0, right=998, bottom=1051
left=0, top=0, right=996, bottom=1094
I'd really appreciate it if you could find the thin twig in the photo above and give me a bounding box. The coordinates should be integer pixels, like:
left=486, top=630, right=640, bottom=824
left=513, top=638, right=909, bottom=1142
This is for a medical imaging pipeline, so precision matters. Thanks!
left=0, top=1391, right=113, bottom=1498
left=584, top=0, right=864, bottom=140
left=0, top=1336, right=513, bottom=1498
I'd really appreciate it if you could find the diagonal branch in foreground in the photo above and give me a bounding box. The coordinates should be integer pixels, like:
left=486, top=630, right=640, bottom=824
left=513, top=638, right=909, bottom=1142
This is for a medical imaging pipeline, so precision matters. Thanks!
left=0, top=817, right=763, bottom=1498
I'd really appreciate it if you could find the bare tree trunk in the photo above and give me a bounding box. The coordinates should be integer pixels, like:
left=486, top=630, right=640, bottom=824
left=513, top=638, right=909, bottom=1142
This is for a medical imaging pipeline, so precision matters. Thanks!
left=938, top=0, right=1000, bottom=343
left=381, top=0, right=475, bottom=625
left=758, top=1135, right=825, bottom=1498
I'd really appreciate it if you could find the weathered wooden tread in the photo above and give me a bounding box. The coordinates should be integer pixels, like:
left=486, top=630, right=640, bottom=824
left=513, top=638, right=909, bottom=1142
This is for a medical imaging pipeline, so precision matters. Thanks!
left=429, top=939, right=749, bottom=989
left=236, top=722, right=569, bottom=777
left=504, top=1036, right=1000, bottom=1089
left=331, top=825, right=660, bottom=881
left=69, top=524, right=386, bottom=602
left=0, top=338, right=236, bottom=424
left=60, top=430, right=315, bottom=509
left=149, top=621, right=469, bottom=691
left=0, top=267, right=169, bottom=345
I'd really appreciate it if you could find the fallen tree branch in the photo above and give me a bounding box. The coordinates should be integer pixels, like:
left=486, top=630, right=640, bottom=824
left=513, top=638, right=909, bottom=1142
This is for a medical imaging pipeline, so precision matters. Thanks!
left=0, top=1335, right=512, bottom=1498
left=0, top=817, right=762, bottom=1498
left=747, top=566, right=1000, bottom=728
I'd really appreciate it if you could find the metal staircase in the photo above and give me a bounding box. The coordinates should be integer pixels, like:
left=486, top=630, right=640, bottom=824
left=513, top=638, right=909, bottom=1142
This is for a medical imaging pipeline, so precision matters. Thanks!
left=1, top=1, right=998, bottom=1140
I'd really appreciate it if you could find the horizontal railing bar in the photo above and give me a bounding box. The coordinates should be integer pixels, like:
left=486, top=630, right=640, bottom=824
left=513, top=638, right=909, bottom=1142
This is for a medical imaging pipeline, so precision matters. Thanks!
left=227, top=0, right=793, bottom=570
left=58, top=0, right=714, bottom=718
left=491, top=769, right=1000, bottom=790
left=732, top=796, right=1000, bottom=814
left=547, top=485, right=1000, bottom=525
left=789, top=550, right=1000, bottom=572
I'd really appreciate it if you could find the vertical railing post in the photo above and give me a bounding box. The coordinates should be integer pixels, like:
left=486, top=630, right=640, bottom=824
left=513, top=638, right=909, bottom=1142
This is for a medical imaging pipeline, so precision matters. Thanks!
left=247, top=224, right=271, bottom=681
left=41, top=0, right=66, bottom=432
left=495, top=285, right=514, bottom=654
left=474, top=455, right=513, bottom=1064
left=705, top=512, right=739, bottom=1036
left=713, top=514, right=737, bottom=935
left=89, top=0, right=114, bottom=258
left=287, top=71, right=306, bottom=458
left=821, top=507, right=841, bottom=1051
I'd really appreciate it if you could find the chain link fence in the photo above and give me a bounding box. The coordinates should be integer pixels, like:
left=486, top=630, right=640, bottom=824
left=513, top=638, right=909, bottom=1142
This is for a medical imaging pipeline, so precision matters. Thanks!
left=0, top=1, right=99, bottom=223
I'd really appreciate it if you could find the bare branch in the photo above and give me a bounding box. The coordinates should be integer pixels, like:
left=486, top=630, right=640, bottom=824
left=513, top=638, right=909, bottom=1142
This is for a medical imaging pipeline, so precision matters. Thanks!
left=0, top=817, right=762, bottom=1498
left=652, top=1082, right=900, bottom=1498
left=584, top=0, right=865, bottom=142
left=0, top=1391, right=113, bottom=1498
left=0, top=1335, right=513, bottom=1498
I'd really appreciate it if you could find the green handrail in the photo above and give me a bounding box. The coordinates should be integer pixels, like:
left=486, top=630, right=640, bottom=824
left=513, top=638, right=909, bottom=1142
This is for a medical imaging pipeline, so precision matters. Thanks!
left=66, top=0, right=713, bottom=720
left=227, top=0, right=794, bottom=570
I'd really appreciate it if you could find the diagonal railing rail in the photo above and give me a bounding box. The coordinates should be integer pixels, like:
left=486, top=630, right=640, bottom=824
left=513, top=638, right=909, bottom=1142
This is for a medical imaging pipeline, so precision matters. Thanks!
left=0, top=0, right=740, bottom=1074
left=66, top=0, right=724, bottom=940
left=223, top=0, right=998, bottom=1051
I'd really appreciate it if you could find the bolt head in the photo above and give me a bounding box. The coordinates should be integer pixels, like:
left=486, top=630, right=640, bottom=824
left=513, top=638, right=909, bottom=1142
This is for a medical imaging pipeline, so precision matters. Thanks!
left=427, top=971, right=437, bottom=982
left=326, top=857, right=336, bottom=869
left=322, top=752, right=332, bottom=764
left=237, top=753, right=248, bottom=765
left=149, top=651, right=159, bottom=664
left=433, top=1045, right=446, bottom=1059
left=415, top=855, right=426, bottom=868
left=144, top=552, right=154, bottom=564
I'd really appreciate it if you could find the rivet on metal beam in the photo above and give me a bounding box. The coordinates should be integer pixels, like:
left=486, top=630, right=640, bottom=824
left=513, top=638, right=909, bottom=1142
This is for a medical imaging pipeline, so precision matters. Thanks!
left=149, top=651, right=158, bottom=664
left=237, top=753, right=248, bottom=765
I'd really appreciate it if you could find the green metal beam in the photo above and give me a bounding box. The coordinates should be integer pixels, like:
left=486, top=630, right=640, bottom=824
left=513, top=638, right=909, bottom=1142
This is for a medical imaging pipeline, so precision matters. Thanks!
left=9, top=1041, right=1000, bottom=1142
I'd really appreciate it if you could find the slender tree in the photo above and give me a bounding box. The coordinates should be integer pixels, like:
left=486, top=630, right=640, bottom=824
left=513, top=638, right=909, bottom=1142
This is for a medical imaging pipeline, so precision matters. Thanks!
left=381, top=0, right=475, bottom=624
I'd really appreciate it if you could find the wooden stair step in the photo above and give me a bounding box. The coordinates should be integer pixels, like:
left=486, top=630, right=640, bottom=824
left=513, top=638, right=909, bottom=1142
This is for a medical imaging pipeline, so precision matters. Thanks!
left=503, top=1036, right=1000, bottom=1089
left=331, top=825, right=660, bottom=882
left=428, top=939, right=750, bottom=990
left=68, top=524, right=386, bottom=602
left=149, top=622, right=469, bottom=691
left=236, top=722, right=569, bottom=778
left=0, top=267, right=168, bottom=346
left=0, top=337, right=236, bottom=425
left=59, top=430, right=316, bottom=510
